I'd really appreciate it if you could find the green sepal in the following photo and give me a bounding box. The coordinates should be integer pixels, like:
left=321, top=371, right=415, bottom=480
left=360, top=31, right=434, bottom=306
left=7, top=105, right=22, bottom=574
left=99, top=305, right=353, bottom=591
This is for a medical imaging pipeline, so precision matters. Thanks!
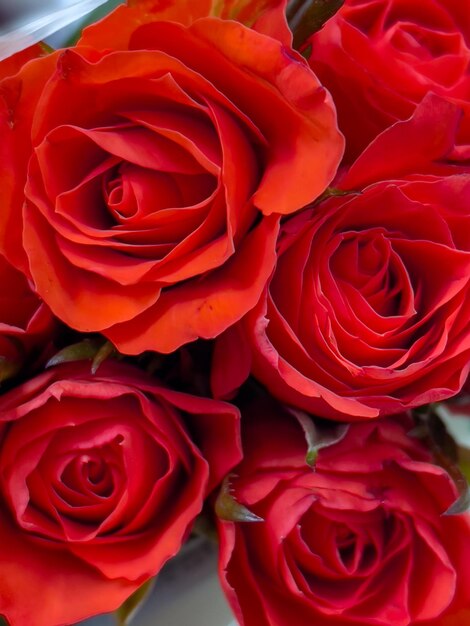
left=91, top=340, right=118, bottom=374
left=47, top=337, right=120, bottom=373
left=115, top=578, right=155, bottom=626
left=288, top=408, right=349, bottom=468
left=215, top=475, right=263, bottom=523
left=46, top=338, right=103, bottom=369
left=443, top=477, right=470, bottom=516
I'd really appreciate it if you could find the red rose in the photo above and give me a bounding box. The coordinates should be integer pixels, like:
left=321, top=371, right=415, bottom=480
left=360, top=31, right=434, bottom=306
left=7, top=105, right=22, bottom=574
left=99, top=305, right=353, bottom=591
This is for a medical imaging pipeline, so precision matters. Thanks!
left=218, top=96, right=470, bottom=420
left=0, top=0, right=343, bottom=354
left=218, top=397, right=470, bottom=626
left=0, top=252, right=55, bottom=377
left=0, top=361, right=241, bottom=625
left=309, top=0, right=470, bottom=160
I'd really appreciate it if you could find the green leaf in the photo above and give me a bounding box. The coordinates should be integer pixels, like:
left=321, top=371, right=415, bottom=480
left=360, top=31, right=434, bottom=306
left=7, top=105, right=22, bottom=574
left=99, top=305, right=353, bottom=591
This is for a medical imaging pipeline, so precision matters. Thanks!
left=115, top=578, right=155, bottom=626
left=91, top=340, right=117, bottom=374
left=288, top=408, right=349, bottom=468
left=46, top=338, right=103, bottom=369
left=287, top=0, right=344, bottom=50
left=215, top=475, right=263, bottom=523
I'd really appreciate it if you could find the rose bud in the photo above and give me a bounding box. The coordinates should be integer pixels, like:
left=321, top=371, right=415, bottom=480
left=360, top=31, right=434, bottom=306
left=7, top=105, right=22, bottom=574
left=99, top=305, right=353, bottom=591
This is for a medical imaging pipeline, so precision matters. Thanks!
left=217, top=397, right=470, bottom=626
left=308, top=0, right=470, bottom=160
left=0, top=0, right=343, bottom=354
left=0, top=361, right=241, bottom=625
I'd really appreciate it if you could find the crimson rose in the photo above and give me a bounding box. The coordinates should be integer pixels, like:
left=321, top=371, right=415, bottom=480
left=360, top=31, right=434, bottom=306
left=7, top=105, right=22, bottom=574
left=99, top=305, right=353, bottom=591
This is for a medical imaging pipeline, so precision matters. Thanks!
left=218, top=398, right=470, bottom=626
left=309, top=0, right=470, bottom=160
left=0, top=361, right=241, bottom=625
left=216, top=97, right=470, bottom=419
left=0, top=0, right=343, bottom=354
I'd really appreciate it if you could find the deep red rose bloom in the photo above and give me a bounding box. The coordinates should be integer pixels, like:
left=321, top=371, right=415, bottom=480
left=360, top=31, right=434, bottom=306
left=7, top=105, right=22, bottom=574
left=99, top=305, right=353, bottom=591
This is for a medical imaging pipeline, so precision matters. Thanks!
left=309, top=0, right=470, bottom=160
left=215, top=96, right=470, bottom=420
left=0, top=0, right=343, bottom=354
left=218, top=398, right=470, bottom=626
left=0, top=361, right=241, bottom=626
left=0, top=252, right=54, bottom=375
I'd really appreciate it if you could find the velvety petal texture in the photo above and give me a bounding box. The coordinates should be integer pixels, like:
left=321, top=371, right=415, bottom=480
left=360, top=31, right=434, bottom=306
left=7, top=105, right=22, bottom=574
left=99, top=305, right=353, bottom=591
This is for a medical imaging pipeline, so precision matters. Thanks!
left=309, top=0, right=470, bottom=160
left=0, top=2, right=343, bottom=354
left=0, top=361, right=241, bottom=625
left=218, top=398, right=470, bottom=626
left=237, top=97, right=470, bottom=420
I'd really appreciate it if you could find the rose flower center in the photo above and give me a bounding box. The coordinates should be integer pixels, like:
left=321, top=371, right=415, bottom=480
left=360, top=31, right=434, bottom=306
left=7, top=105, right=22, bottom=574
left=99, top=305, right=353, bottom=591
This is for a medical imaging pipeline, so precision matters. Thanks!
left=330, top=230, right=411, bottom=319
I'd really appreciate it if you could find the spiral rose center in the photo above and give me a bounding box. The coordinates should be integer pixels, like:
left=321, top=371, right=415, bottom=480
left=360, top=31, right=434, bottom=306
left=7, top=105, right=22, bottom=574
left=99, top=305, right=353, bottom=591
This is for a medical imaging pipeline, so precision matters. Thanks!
left=102, top=160, right=217, bottom=227
left=0, top=409, right=152, bottom=542
left=390, top=23, right=464, bottom=59
left=331, top=231, right=408, bottom=318
left=334, top=523, right=378, bottom=573
left=61, top=453, right=114, bottom=498
left=278, top=502, right=419, bottom=624
left=85, top=459, right=105, bottom=484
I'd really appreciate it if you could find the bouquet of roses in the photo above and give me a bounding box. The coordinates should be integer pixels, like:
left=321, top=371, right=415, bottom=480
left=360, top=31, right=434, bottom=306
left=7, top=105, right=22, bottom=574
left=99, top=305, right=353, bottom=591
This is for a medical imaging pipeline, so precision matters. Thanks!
left=0, top=1, right=469, bottom=625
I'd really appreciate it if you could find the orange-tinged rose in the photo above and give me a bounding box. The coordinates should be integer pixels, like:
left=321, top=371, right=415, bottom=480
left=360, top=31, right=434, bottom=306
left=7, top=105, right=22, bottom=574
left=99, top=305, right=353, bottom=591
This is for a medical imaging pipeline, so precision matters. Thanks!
left=0, top=1, right=343, bottom=354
